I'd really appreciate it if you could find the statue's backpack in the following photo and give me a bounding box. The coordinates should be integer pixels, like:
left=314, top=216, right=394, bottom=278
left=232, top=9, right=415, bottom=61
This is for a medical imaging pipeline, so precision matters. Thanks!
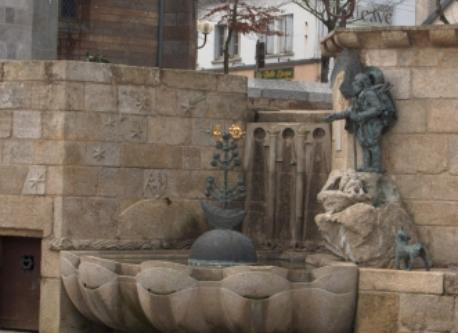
left=366, top=67, right=398, bottom=132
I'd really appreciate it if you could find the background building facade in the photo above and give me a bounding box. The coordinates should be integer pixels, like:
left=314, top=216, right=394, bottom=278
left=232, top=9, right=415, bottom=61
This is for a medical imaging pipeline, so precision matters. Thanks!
left=0, top=0, right=197, bottom=69
left=197, top=0, right=416, bottom=81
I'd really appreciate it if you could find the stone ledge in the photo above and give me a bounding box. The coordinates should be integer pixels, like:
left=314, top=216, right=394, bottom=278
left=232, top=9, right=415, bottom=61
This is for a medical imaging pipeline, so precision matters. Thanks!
left=322, top=25, right=458, bottom=56
left=359, top=268, right=444, bottom=295
left=0, top=61, right=248, bottom=94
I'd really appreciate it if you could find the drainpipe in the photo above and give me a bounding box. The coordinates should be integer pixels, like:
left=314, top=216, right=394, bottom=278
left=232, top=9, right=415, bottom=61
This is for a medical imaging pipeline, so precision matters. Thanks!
left=156, top=0, right=165, bottom=67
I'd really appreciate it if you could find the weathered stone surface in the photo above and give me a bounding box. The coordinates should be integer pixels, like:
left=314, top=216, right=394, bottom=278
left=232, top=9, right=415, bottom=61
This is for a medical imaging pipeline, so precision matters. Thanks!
left=206, top=93, right=248, bottom=119
left=394, top=174, right=458, bottom=201
left=405, top=200, right=458, bottom=226
left=355, top=292, right=399, bottom=333
left=0, top=81, right=30, bottom=109
left=60, top=167, right=99, bottom=196
left=117, top=198, right=204, bottom=241
left=118, top=85, right=154, bottom=114
left=359, top=268, right=444, bottom=294
left=0, top=111, right=12, bottom=138
left=112, top=65, right=160, bottom=86
left=42, top=112, right=65, bottom=140
left=398, top=48, right=440, bottom=67
left=316, top=169, right=418, bottom=267
left=383, top=134, right=448, bottom=174
left=449, top=136, right=458, bottom=175
left=162, top=69, right=218, bottom=91
left=3, top=140, right=65, bottom=165
left=0, top=165, right=28, bottom=194
left=13, top=110, right=41, bottom=138
left=216, top=74, right=247, bottom=94
left=61, top=197, right=119, bottom=239
left=83, top=143, right=120, bottom=167
left=119, top=115, right=148, bottom=143
left=39, top=278, right=62, bottom=333
left=3, top=61, right=48, bottom=81
left=63, top=112, right=119, bottom=142
left=0, top=195, right=53, bottom=235
left=182, top=147, right=202, bottom=170
left=148, top=117, right=191, bottom=145
left=84, top=84, right=116, bottom=112
left=22, top=165, right=47, bottom=195
left=41, top=238, right=60, bottom=278
left=399, top=294, right=454, bottom=332
left=413, top=69, right=458, bottom=98
left=52, top=61, right=113, bottom=83
left=155, top=86, right=177, bottom=116
left=46, top=167, right=64, bottom=195
left=33, top=82, right=86, bottom=111
left=381, top=68, right=411, bottom=100
left=391, top=100, right=427, bottom=134
left=427, top=99, right=458, bottom=133
left=362, top=49, right=398, bottom=67
left=444, top=272, right=458, bottom=295
left=418, top=226, right=458, bottom=266
left=120, top=144, right=183, bottom=169
left=97, top=167, right=144, bottom=198
left=177, top=90, right=208, bottom=117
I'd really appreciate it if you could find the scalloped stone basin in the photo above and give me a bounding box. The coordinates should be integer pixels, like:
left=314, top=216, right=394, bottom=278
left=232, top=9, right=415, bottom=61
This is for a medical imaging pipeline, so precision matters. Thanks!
left=61, top=252, right=358, bottom=333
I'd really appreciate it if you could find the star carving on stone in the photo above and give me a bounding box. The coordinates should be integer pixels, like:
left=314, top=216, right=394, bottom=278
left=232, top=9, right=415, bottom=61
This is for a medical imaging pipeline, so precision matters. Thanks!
left=104, top=117, right=117, bottom=128
left=181, top=95, right=206, bottom=114
left=28, top=173, right=46, bottom=190
left=93, top=146, right=106, bottom=161
left=130, top=126, right=144, bottom=140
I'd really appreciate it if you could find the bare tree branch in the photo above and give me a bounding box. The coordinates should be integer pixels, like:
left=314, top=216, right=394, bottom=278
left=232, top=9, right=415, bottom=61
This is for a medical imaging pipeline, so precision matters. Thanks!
left=436, top=0, right=450, bottom=24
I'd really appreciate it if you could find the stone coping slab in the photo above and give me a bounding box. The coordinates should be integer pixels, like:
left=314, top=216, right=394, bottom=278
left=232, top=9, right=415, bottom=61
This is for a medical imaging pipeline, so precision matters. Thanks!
left=321, top=24, right=458, bottom=56
left=359, top=268, right=444, bottom=295
left=0, top=60, right=247, bottom=93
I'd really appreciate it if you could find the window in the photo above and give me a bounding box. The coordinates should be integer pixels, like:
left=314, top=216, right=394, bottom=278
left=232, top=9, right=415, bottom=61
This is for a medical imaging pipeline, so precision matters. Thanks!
left=278, top=15, right=293, bottom=54
left=263, top=14, right=294, bottom=56
left=214, top=25, right=240, bottom=60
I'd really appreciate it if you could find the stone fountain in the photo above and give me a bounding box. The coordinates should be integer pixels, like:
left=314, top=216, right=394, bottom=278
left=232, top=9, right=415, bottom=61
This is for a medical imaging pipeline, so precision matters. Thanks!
left=60, top=124, right=358, bottom=333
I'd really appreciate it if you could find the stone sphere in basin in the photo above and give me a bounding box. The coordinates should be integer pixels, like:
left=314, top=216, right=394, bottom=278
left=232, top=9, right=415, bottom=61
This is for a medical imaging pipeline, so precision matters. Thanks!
left=189, top=229, right=257, bottom=267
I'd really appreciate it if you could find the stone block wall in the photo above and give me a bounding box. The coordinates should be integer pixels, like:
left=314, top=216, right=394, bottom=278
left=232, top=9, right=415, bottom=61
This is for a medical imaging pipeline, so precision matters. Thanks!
left=0, top=60, right=250, bottom=332
left=356, top=268, right=458, bottom=333
left=322, top=25, right=458, bottom=266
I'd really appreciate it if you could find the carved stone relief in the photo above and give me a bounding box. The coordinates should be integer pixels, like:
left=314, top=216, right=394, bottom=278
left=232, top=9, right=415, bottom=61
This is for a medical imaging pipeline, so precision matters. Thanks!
left=143, top=170, right=168, bottom=198
left=243, top=123, right=331, bottom=248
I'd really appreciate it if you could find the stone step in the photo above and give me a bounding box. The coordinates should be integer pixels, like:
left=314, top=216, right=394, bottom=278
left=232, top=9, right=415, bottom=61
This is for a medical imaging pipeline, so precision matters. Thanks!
left=255, top=109, right=332, bottom=123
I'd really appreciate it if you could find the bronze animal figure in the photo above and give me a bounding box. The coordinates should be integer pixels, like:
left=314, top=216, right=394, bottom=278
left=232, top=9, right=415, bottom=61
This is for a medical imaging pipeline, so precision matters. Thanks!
left=395, top=229, right=431, bottom=271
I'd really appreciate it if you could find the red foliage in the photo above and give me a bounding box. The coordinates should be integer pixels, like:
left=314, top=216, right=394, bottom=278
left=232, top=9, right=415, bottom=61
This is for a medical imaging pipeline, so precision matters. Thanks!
left=205, top=1, right=282, bottom=36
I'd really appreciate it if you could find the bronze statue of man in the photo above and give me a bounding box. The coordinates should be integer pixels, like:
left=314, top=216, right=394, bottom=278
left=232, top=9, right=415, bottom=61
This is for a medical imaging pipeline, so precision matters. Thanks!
left=325, top=67, right=397, bottom=173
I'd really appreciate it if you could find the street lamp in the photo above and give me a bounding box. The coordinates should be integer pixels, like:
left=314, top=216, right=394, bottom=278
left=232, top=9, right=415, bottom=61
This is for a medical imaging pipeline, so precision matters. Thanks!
left=197, top=20, right=214, bottom=49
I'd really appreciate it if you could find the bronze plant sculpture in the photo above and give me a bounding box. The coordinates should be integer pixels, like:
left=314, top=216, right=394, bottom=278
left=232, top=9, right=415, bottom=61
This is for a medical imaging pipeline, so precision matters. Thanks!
left=325, top=67, right=397, bottom=173
left=189, top=124, right=257, bottom=266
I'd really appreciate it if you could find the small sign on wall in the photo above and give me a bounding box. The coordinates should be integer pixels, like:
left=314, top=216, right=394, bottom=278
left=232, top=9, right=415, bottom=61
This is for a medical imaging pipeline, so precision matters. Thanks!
left=256, top=67, right=294, bottom=80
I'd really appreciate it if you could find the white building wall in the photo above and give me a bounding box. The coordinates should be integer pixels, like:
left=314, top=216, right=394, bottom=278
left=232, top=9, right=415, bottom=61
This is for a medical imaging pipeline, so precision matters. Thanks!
left=197, top=0, right=416, bottom=70
left=197, top=1, right=325, bottom=70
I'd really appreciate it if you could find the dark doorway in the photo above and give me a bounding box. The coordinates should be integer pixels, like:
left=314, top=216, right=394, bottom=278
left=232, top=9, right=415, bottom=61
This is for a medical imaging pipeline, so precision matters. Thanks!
left=0, top=237, right=41, bottom=332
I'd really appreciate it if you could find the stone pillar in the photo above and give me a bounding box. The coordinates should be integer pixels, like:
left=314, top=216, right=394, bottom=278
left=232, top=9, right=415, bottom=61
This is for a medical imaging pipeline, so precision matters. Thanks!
left=0, top=0, right=57, bottom=60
